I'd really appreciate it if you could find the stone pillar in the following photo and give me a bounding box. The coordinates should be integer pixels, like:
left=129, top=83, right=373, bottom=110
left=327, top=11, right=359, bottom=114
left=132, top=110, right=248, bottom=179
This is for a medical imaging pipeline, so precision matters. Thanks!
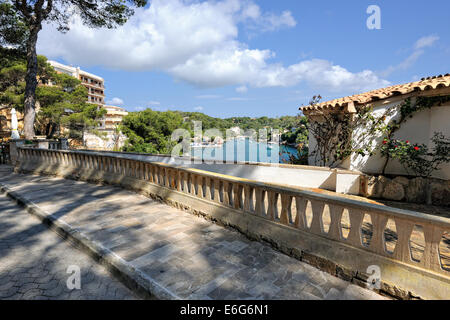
left=59, top=138, right=69, bottom=150
left=9, top=139, right=25, bottom=166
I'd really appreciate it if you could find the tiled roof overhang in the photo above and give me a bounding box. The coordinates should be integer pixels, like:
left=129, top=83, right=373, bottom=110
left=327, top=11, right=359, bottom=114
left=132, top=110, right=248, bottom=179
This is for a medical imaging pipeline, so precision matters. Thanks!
left=300, top=74, right=450, bottom=113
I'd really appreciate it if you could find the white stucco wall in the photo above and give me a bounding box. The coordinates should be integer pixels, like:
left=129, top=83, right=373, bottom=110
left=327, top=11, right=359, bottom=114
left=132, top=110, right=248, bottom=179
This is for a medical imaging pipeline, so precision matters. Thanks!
left=350, top=100, right=450, bottom=180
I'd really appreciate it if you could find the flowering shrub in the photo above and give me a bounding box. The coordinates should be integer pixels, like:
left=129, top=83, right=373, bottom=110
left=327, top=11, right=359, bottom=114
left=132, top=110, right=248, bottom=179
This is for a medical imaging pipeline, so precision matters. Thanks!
left=380, top=132, right=450, bottom=178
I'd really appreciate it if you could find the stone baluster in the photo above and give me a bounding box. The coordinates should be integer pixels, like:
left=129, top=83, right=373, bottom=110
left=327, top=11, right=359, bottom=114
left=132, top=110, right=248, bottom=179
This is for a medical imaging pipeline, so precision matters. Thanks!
left=255, top=188, right=266, bottom=217
left=176, top=170, right=183, bottom=192
left=213, top=179, right=221, bottom=203
left=346, top=208, right=364, bottom=247
left=327, top=204, right=344, bottom=240
left=392, top=218, right=414, bottom=264
left=368, top=213, right=388, bottom=255
left=280, top=194, right=292, bottom=225
left=267, top=191, right=278, bottom=221
left=421, top=224, right=444, bottom=272
left=150, top=164, right=156, bottom=183
left=223, top=181, right=231, bottom=207
left=233, top=183, right=242, bottom=210
left=243, top=185, right=253, bottom=213
left=199, top=176, right=206, bottom=198
left=182, top=172, right=189, bottom=193
left=294, top=196, right=308, bottom=230
left=170, top=169, right=177, bottom=189
left=190, top=174, right=196, bottom=196
left=309, top=200, right=325, bottom=235
left=205, top=177, right=212, bottom=201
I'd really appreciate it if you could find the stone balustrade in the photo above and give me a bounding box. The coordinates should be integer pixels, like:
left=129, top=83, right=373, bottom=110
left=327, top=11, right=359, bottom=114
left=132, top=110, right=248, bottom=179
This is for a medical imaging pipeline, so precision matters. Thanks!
left=15, top=147, right=450, bottom=299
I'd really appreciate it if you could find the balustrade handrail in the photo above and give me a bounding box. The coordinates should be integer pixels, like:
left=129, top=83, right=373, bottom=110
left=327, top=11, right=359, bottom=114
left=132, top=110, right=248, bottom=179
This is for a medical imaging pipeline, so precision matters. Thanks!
left=16, top=147, right=450, bottom=277
left=17, top=147, right=450, bottom=228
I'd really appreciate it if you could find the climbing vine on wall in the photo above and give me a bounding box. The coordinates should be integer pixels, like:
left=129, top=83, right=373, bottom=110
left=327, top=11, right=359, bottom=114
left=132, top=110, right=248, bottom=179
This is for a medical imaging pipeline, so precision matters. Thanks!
left=379, top=95, right=450, bottom=174
left=306, top=95, right=395, bottom=167
left=306, top=94, right=450, bottom=174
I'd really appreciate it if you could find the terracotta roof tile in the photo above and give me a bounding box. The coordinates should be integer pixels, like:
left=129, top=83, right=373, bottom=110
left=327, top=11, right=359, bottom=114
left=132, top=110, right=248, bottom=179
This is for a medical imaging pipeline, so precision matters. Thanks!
left=300, top=73, right=450, bottom=113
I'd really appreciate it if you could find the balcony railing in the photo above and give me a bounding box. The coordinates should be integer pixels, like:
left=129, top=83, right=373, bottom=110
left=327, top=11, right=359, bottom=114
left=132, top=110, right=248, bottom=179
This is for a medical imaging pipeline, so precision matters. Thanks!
left=15, top=147, right=450, bottom=299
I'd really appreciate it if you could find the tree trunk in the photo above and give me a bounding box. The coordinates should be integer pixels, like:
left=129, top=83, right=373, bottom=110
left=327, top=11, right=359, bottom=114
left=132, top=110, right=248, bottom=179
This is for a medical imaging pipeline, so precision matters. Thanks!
left=425, top=178, right=432, bottom=205
left=23, top=25, right=41, bottom=139
left=48, top=122, right=57, bottom=138
left=381, top=155, right=390, bottom=175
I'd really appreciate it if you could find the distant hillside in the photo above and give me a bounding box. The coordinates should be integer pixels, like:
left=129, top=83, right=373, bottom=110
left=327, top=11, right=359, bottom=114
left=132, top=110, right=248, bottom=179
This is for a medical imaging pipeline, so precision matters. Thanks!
left=120, top=108, right=309, bottom=155
left=174, top=111, right=308, bottom=143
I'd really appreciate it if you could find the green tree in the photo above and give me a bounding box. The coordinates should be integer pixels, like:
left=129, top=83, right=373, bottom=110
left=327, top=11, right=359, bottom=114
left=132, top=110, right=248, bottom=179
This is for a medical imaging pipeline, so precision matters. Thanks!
left=120, top=109, right=188, bottom=154
left=0, top=0, right=147, bottom=139
left=36, top=72, right=106, bottom=139
left=0, top=48, right=54, bottom=112
left=0, top=50, right=106, bottom=141
left=0, top=2, right=28, bottom=50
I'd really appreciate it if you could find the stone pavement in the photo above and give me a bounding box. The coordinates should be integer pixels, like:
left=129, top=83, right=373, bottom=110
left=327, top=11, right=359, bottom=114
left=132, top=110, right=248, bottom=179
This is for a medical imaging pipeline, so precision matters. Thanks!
left=0, top=170, right=386, bottom=300
left=0, top=193, right=138, bottom=300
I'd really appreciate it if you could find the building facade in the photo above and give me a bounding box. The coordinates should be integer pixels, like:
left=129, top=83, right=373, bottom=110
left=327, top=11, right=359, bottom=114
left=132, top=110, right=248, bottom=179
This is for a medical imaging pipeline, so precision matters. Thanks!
left=48, top=61, right=128, bottom=150
left=48, top=60, right=105, bottom=105
left=300, top=74, right=450, bottom=180
left=99, top=105, right=129, bottom=130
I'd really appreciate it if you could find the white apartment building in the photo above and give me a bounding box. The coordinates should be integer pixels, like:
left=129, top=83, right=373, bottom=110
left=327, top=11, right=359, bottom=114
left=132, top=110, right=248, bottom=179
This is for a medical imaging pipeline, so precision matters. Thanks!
left=48, top=60, right=105, bottom=105
left=48, top=61, right=128, bottom=150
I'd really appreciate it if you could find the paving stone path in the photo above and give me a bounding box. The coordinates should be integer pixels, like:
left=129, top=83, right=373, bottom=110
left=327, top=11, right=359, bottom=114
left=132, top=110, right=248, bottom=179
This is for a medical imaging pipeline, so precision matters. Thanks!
left=0, top=169, right=386, bottom=300
left=0, top=193, right=138, bottom=300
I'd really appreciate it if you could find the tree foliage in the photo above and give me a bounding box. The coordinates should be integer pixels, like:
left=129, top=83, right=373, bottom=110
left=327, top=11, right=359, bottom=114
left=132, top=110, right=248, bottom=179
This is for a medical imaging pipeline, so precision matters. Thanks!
left=0, top=0, right=147, bottom=138
left=120, top=109, right=189, bottom=154
left=120, top=108, right=309, bottom=155
left=380, top=133, right=450, bottom=178
left=0, top=47, right=53, bottom=111
left=36, top=72, right=106, bottom=139
left=176, top=111, right=307, bottom=142
left=0, top=2, right=28, bottom=50
left=0, top=49, right=106, bottom=140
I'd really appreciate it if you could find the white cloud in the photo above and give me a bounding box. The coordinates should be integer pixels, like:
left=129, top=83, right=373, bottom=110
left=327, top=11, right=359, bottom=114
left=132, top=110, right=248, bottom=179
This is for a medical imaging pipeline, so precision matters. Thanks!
left=148, top=100, right=161, bottom=105
left=38, top=0, right=387, bottom=93
left=415, top=35, right=439, bottom=50
left=240, top=5, right=296, bottom=32
left=196, top=94, right=222, bottom=99
left=382, top=35, right=439, bottom=77
left=236, top=85, right=248, bottom=93
left=227, top=97, right=252, bottom=101
left=106, top=97, right=124, bottom=105
left=173, top=53, right=389, bottom=92
left=194, top=106, right=204, bottom=111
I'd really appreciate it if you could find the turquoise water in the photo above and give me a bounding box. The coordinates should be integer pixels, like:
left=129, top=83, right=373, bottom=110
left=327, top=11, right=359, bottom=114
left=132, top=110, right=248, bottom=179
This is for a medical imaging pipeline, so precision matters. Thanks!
left=191, top=138, right=298, bottom=164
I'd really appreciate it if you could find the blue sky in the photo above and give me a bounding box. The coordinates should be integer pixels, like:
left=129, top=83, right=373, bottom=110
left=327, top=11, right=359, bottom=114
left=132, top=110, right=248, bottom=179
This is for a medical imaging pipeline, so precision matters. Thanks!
left=37, top=0, right=450, bottom=118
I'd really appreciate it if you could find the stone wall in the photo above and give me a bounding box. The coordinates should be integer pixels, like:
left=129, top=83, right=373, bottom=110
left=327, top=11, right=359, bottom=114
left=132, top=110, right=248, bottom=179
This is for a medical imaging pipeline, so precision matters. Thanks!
left=363, top=175, right=450, bottom=207
left=14, top=147, right=450, bottom=299
left=83, top=131, right=127, bottom=151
